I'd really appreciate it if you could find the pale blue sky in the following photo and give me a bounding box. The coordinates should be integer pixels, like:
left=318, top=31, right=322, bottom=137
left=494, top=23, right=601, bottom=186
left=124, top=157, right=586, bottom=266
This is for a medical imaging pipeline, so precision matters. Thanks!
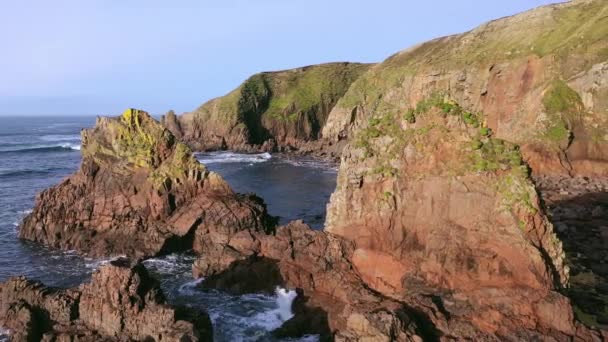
left=0, top=0, right=559, bottom=116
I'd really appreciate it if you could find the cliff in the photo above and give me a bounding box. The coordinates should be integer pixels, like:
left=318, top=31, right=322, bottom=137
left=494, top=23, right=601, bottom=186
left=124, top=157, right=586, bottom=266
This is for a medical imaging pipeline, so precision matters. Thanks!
left=194, top=101, right=607, bottom=340
left=173, top=62, right=371, bottom=154
left=19, top=109, right=275, bottom=258
left=322, top=0, right=608, bottom=176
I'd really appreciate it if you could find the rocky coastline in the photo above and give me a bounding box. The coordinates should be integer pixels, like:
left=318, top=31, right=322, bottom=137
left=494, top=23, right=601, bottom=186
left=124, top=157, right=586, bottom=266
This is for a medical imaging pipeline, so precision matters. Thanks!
left=4, top=0, right=608, bottom=340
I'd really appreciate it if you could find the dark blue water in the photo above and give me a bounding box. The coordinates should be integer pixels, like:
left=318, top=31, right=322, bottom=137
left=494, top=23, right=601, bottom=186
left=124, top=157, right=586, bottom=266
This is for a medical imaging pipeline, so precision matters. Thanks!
left=0, top=116, right=335, bottom=341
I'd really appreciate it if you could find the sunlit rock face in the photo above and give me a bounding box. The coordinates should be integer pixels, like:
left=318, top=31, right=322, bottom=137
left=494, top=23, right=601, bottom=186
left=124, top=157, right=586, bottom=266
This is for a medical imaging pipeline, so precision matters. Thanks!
left=19, top=109, right=274, bottom=258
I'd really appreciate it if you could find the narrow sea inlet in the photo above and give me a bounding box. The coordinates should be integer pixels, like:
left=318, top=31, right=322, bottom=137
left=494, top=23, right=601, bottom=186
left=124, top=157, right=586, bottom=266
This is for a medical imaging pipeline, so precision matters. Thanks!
left=0, top=116, right=336, bottom=341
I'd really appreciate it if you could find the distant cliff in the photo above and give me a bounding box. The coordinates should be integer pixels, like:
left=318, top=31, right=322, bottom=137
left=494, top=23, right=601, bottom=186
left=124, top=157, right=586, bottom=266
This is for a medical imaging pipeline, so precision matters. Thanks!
left=167, top=62, right=371, bottom=155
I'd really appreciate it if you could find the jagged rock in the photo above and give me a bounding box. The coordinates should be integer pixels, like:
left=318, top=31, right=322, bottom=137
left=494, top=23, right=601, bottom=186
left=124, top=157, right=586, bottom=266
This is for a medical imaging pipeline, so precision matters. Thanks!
left=0, top=259, right=212, bottom=341
left=19, top=109, right=274, bottom=258
left=193, top=221, right=428, bottom=341
left=160, top=110, right=183, bottom=139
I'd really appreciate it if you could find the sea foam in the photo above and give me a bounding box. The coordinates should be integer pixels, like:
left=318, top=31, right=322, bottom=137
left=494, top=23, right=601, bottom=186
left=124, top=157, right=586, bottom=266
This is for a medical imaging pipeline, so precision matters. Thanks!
left=196, top=152, right=271, bottom=165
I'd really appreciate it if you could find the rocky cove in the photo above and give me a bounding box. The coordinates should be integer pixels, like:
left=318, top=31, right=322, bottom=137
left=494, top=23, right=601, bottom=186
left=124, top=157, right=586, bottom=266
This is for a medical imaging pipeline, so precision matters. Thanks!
left=1, top=0, right=608, bottom=341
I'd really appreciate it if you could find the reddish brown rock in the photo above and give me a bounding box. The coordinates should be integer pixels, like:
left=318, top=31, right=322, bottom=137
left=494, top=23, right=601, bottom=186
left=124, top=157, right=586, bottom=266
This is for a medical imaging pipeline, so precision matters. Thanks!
left=19, top=109, right=274, bottom=258
left=193, top=221, right=429, bottom=341
left=322, top=0, right=608, bottom=177
left=323, top=100, right=607, bottom=340
left=0, top=259, right=212, bottom=341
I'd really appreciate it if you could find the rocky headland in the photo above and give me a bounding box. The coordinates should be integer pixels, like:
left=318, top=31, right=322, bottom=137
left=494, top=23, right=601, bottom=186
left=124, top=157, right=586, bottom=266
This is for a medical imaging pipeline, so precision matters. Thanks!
left=19, top=109, right=275, bottom=258
left=7, top=0, right=608, bottom=340
left=169, top=0, right=608, bottom=179
left=163, top=62, right=371, bottom=159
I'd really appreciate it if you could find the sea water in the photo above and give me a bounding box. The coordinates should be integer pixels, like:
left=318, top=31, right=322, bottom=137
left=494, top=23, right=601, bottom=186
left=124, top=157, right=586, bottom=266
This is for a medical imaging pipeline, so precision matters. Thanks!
left=0, top=116, right=336, bottom=341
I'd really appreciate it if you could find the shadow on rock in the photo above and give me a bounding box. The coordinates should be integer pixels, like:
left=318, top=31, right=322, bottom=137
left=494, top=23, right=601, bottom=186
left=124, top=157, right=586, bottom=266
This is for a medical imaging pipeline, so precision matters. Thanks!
left=544, top=186, right=608, bottom=329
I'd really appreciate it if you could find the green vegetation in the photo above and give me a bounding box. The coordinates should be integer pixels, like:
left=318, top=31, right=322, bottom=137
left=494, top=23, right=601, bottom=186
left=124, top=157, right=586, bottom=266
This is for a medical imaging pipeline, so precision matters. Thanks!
left=190, top=63, right=371, bottom=143
left=116, top=108, right=170, bottom=168
left=83, top=108, right=204, bottom=190
left=400, top=93, right=483, bottom=129
left=336, top=0, right=607, bottom=123
left=540, top=80, right=584, bottom=145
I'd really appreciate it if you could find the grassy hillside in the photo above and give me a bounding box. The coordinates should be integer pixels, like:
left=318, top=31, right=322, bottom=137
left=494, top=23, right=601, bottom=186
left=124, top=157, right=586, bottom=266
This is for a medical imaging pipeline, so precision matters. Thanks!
left=180, top=62, right=371, bottom=149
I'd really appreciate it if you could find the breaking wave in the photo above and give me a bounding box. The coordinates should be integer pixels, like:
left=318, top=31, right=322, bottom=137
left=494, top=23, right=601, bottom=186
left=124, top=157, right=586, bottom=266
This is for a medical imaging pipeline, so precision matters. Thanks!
left=196, top=152, right=272, bottom=165
left=0, top=143, right=81, bottom=154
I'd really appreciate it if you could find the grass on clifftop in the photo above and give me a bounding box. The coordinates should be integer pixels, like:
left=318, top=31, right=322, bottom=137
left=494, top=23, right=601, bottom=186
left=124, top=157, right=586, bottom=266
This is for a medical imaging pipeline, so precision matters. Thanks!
left=337, top=0, right=608, bottom=112
left=539, top=80, right=585, bottom=146
left=191, top=63, right=371, bottom=138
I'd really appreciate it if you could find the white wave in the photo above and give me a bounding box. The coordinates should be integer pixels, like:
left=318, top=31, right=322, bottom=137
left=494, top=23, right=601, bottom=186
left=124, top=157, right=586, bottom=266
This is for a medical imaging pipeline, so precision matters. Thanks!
left=177, top=278, right=205, bottom=296
left=39, top=134, right=81, bottom=142
left=84, top=255, right=126, bottom=270
left=142, top=254, right=196, bottom=275
left=280, top=158, right=338, bottom=172
left=246, top=287, right=298, bottom=331
left=12, top=209, right=32, bottom=228
left=196, top=152, right=271, bottom=165
left=0, top=143, right=80, bottom=152
left=60, top=143, right=81, bottom=150
left=0, top=327, right=10, bottom=342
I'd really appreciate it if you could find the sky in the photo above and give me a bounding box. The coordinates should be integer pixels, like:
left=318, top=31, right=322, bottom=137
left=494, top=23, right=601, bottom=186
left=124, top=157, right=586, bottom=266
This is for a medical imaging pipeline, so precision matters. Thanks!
left=0, top=0, right=560, bottom=116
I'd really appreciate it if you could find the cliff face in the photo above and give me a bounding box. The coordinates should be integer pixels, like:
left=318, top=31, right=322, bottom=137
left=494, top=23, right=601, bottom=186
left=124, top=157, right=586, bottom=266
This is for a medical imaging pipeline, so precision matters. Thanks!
left=19, top=109, right=274, bottom=258
left=323, top=0, right=608, bottom=177
left=174, top=62, right=371, bottom=153
left=322, top=98, right=601, bottom=338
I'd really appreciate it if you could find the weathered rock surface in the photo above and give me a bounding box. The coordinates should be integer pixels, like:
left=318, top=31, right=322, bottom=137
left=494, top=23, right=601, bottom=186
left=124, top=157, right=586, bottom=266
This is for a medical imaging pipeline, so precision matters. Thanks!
left=0, top=259, right=212, bottom=341
left=320, top=89, right=608, bottom=340
left=172, top=63, right=371, bottom=157
left=193, top=221, right=429, bottom=341
left=318, top=101, right=604, bottom=338
left=19, top=109, right=275, bottom=258
left=322, top=0, right=608, bottom=177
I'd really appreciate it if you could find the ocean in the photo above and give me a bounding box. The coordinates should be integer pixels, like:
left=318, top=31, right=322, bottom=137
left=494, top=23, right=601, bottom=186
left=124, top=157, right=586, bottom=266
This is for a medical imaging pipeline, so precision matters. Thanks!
left=0, top=115, right=336, bottom=341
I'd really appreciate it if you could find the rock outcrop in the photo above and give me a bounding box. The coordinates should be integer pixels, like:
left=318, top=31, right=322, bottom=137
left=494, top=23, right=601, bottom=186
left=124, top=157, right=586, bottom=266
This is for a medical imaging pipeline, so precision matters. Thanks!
left=194, top=100, right=607, bottom=340
left=0, top=259, right=212, bottom=341
left=172, top=62, right=371, bottom=156
left=192, top=221, right=428, bottom=341
left=19, top=109, right=275, bottom=258
left=322, top=0, right=608, bottom=177
left=323, top=96, right=606, bottom=339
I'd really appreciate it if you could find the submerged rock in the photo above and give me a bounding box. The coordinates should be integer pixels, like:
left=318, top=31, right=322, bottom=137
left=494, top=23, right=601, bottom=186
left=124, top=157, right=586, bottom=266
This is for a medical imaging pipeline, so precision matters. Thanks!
left=19, top=109, right=275, bottom=258
left=0, top=259, right=212, bottom=341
